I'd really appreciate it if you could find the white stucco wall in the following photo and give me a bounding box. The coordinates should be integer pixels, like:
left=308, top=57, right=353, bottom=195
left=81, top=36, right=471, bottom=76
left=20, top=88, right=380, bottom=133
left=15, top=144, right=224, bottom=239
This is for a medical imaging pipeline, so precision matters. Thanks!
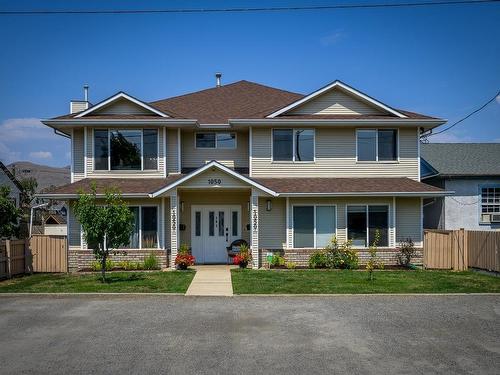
left=444, top=179, right=500, bottom=230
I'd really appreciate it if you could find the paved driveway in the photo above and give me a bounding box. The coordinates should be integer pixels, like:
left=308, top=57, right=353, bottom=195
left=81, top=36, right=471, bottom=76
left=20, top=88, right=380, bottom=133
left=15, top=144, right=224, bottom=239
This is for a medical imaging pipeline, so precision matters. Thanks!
left=0, top=295, right=499, bottom=374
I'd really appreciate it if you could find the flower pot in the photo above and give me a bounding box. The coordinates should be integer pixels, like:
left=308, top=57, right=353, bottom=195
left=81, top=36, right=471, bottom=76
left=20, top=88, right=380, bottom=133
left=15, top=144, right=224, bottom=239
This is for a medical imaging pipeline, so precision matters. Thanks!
left=177, top=264, right=188, bottom=270
left=239, top=261, right=248, bottom=269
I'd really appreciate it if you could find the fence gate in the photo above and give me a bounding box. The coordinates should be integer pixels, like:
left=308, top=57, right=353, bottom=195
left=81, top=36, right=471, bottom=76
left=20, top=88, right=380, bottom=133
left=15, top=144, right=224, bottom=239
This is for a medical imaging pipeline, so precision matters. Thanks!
left=423, top=230, right=454, bottom=269
left=29, top=235, right=67, bottom=273
left=467, top=230, right=500, bottom=272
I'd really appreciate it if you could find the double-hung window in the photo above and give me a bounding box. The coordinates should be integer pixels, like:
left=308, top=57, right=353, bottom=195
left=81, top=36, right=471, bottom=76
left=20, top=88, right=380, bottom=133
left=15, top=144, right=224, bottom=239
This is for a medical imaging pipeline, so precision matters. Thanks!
left=357, top=129, right=398, bottom=161
left=347, top=205, right=389, bottom=247
left=195, top=132, right=236, bottom=149
left=125, top=206, right=158, bottom=249
left=94, top=129, right=158, bottom=171
left=480, top=186, right=500, bottom=223
left=293, top=205, right=336, bottom=248
left=273, top=129, right=314, bottom=162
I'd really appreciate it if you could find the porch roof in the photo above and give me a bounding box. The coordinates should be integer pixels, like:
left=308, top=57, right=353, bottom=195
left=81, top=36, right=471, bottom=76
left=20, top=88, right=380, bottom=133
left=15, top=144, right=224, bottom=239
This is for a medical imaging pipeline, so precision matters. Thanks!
left=38, top=174, right=449, bottom=199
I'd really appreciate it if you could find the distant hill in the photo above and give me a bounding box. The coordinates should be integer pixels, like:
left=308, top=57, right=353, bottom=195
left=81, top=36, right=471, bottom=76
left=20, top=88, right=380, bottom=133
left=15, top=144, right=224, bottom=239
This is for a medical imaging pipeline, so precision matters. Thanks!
left=7, top=161, right=70, bottom=192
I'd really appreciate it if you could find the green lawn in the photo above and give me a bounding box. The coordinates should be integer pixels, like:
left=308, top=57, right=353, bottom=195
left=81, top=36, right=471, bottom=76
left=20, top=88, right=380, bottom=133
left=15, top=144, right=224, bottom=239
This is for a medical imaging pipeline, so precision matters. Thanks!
left=0, top=271, right=195, bottom=293
left=231, top=269, right=500, bottom=294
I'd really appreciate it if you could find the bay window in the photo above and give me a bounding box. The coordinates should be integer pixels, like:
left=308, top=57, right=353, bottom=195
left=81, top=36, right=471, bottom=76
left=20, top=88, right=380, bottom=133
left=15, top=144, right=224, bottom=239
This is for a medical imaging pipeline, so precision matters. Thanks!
left=125, top=206, right=158, bottom=249
left=293, top=205, right=336, bottom=248
left=357, top=129, right=397, bottom=161
left=94, top=129, right=158, bottom=171
left=273, top=129, right=314, bottom=162
left=347, top=205, right=389, bottom=247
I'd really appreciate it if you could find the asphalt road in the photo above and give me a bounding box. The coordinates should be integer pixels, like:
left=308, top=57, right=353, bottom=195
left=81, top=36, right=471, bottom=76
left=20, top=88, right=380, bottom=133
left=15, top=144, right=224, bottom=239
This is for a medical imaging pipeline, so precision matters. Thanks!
left=0, top=295, right=499, bottom=374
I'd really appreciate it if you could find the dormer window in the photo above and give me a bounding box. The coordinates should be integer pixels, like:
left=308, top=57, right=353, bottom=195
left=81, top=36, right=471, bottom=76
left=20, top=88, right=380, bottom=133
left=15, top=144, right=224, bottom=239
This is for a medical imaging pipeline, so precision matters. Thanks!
left=94, top=129, right=158, bottom=171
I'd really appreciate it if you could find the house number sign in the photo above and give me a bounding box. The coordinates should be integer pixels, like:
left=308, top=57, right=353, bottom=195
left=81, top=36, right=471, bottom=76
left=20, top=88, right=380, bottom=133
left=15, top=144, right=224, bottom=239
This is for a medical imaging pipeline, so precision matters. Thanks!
left=208, top=178, right=222, bottom=185
left=171, top=211, right=177, bottom=231
left=253, top=209, right=258, bottom=230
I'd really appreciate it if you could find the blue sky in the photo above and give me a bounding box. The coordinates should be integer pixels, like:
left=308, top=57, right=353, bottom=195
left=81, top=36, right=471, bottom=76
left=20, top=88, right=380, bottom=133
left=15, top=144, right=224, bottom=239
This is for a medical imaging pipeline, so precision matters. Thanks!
left=0, top=0, right=499, bottom=167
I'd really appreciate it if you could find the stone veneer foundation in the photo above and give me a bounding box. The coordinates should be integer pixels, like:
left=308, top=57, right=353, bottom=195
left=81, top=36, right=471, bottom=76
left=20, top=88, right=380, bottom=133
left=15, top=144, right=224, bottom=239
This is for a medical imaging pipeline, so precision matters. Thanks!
left=68, top=249, right=169, bottom=272
left=259, top=248, right=423, bottom=268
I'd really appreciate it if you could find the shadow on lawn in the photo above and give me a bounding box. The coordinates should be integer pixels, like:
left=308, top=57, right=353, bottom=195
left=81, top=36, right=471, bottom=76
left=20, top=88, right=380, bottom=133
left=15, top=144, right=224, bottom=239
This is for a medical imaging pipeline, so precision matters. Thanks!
left=100, top=273, right=146, bottom=283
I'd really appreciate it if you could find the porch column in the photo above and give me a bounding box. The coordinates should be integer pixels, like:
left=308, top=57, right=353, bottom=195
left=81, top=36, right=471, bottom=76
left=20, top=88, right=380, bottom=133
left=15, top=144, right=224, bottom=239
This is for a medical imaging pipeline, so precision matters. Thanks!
left=170, top=189, right=179, bottom=269
left=250, top=189, right=260, bottom=269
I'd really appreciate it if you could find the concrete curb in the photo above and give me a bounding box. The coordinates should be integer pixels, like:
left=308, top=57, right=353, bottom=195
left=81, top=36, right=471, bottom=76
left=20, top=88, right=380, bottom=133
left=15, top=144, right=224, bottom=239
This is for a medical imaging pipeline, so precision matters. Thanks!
left=0, top=292, right=499, bottom=298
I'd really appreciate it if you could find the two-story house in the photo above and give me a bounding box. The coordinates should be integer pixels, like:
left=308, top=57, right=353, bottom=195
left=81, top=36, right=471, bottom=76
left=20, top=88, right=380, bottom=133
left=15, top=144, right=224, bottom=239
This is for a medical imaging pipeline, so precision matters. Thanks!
left=40, top=78, right=449, bottom=271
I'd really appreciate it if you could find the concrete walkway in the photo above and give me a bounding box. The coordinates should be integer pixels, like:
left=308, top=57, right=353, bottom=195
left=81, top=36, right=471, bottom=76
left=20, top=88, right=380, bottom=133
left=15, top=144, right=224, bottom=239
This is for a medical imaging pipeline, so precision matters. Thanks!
left=185, top=265, right=233, bottom=296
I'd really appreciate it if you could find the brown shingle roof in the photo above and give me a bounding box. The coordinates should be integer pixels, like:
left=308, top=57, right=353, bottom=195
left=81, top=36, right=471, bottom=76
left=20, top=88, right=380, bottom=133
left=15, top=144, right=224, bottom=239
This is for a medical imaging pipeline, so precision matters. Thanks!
left=42, top=176, right=183, bottom=196
left=150, top=80, right=303, bottom=123
left=41, top=176, right=444, bottom=196
left=253, top=177, right=443, bottom=194
left=51, top=80, right=438, bottom=123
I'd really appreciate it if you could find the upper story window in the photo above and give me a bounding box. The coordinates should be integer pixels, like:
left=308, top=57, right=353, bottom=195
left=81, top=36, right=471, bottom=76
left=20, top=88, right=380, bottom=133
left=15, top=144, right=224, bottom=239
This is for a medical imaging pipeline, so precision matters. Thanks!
left=94, top=129, right=158, bottom=171
left=357, top=129, right=398, bottom=162
left=480, top=186, right=500, bottom=223
left=272, top=129, right=314, bottom=162
left=195, top=132, right=236, bottom=149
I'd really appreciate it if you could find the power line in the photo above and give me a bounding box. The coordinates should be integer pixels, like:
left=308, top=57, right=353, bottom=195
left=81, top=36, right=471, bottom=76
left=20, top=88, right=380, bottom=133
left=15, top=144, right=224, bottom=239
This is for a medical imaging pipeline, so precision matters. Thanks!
left=0, top=0, right=499, bottom=15
left=427, top=90, right=500, bottom=137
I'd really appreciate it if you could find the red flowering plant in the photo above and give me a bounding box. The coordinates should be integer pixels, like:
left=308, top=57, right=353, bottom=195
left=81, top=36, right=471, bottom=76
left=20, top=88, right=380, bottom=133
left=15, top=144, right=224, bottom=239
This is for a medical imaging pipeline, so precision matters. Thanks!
left=233, top=244, right=252, bottom=269
left=175, top=244, right=195, bottom=270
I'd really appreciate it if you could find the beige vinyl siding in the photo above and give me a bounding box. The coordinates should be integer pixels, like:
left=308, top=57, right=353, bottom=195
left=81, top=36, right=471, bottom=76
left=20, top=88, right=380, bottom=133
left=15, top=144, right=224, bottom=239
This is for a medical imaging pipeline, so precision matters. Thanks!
left=289, top=89, right=384, bottom=116
left=396, top=197, right=422, bottom=246
left=85, top=127, right=166, bottom=178
left=68, top=201, right=81, bottom=247
left=178, top=191, right=250, bottom=246
left=259, top=197, right=286, bottom=248
left=166, top=128, right=180, bottom=174
left=286, top=197, right=396, bottom=248
left=251, top=127, right=419, bottom=179
left=164, top=197, right=171, bottom=250
left=72, top=128, right=85, bottom=181
left=181, top=130, right=249, bottom=170
left=94, top=98, right=155, bottom=115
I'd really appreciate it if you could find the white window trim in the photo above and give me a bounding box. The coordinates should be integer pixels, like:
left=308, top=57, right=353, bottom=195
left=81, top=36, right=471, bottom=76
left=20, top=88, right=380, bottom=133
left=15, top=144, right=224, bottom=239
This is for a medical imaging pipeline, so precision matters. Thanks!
left=292, top=204, right=337, bottom=248
left=93, top=128, right=160, bottom=172
left=479, top=184, right=500, bottom=224
left=356, top=129, right=399, bottom=163
left=345, top=204, right=391, bottom=248
left=194, top=132, right=237, bottom=149
left=124, top=204, right=160, bottom=250
left=271, top=128, right=316, bottom=163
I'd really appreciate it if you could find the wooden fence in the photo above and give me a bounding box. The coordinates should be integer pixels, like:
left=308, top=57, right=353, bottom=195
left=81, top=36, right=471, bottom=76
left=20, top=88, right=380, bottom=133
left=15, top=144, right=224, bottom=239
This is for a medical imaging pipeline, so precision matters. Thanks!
left=0, top=235, right=67, bottom=279
left=424, top=229, right=500, bottom=272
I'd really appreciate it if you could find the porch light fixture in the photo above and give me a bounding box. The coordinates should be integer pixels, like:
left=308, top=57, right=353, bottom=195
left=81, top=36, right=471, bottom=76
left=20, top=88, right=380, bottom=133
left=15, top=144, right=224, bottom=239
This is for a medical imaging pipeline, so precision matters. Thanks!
left=266, top=199, right=272, bottom=211
left=180, top=201, right=184, bottom=213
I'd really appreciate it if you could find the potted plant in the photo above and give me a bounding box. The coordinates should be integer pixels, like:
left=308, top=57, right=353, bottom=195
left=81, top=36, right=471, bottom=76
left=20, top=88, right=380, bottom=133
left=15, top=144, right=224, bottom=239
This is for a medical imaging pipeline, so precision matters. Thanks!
left=233, top=244, right=252, bottom=269
left=175, top=244, right=195, bottom=270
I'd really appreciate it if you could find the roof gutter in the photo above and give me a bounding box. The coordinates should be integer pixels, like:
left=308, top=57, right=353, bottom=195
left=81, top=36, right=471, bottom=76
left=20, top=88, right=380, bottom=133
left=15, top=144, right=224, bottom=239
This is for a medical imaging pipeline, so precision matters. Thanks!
left=229, top=119, right=447, bottom=126
left=279, top=191, right=454, bottom=197
left=42, top=119, right=199, bottom=126
left=36, top=193, right=151, bottom=199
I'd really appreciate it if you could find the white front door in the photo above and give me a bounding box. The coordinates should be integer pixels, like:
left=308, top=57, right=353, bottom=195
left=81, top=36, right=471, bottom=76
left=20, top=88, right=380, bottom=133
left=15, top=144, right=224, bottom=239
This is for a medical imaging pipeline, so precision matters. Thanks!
left=191, top=205, right=242, bottom=264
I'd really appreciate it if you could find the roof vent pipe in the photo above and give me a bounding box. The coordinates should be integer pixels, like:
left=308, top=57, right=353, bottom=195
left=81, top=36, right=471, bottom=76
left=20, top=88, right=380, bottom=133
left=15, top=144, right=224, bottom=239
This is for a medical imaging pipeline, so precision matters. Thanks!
left=215, top=73, right=222, bottom=88
left=83, top=84, right=89, bottom=102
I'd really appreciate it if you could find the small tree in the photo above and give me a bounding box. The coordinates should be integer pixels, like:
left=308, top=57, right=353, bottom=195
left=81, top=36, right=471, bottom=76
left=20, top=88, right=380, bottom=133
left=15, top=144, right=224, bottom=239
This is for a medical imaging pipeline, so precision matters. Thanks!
left=73, top=184, right=134, bottom=282
left=395, top=238, right=416, bottom=268
left=0, top=186, right=21, bottom=238
left=366, top=230, right=385, bottom=281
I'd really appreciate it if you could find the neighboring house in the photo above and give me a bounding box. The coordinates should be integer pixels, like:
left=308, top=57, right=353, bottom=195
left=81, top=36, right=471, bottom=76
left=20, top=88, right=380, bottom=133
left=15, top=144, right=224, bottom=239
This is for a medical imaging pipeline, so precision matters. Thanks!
left=0, top=161, right=23, bottom=208
left=39, top=78, right=449, bottom=271
left=421, top=143, right=500, bottom=230
left=43, top=213, right=67, bottom=236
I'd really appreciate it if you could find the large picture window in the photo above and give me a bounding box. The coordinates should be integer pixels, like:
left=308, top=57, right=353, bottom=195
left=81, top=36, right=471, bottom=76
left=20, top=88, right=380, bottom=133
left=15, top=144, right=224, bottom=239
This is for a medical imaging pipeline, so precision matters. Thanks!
left=273, top=129, right=314, bottom=162
left=125, top=206, right=158, bottom=249
left=94, top=129, right=158, bottom=171
left=293, top=205, right=336, bottom=248
left=347, top=205, right=389, bottom=247
left=195, top=132, right=236, bottom=149
left=357, top=129, right=397, bottom=161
